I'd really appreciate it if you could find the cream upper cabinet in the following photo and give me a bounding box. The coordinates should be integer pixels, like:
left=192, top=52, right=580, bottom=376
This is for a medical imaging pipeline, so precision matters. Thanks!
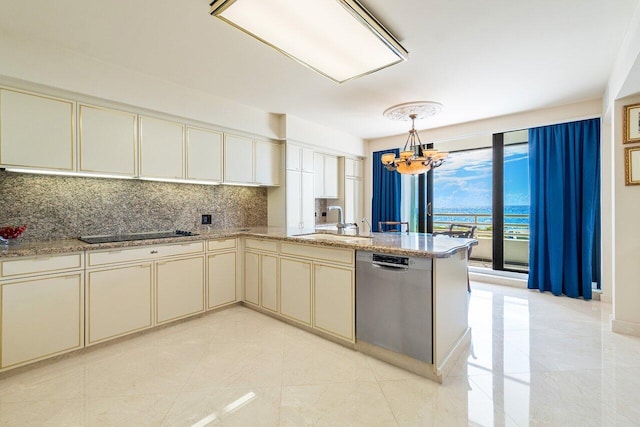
left=315, top=153, right=339, bottom=198
left=186, top=127, right=223, bottom=183
left=345, top=158, right=363, bottom=178
left=0, top=89, right=75, bottom=171
left=79, top=104, right=137, bottom=177
left=224, top=134, right=254, bottom=184
left=286, top=144, right=314, bottom=172
left=254, top=140, right=280, bottom=186
left=139, top=115, right=184, bottom=180
left=344, top=177, right=363, bottom=224
left=287, top=170, right=315, bottom=229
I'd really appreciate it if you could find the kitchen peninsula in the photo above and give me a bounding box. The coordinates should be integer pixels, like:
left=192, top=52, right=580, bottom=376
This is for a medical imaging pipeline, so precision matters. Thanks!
left=0, top=228, right=475, bottom=383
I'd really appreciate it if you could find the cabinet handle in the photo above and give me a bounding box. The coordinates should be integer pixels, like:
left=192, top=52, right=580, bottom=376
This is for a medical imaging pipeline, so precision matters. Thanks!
left=150, top=250, right=158, bottom=254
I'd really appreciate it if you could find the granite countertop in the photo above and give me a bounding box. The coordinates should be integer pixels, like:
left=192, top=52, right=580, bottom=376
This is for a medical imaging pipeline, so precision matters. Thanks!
left=0, top=227, right=477, bottom=259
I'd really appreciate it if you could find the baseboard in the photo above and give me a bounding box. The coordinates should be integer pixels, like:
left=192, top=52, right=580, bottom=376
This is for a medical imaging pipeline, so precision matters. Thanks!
left=469, top=271, right=528, bottom=288
left=611, top=318, right=640, bottom=337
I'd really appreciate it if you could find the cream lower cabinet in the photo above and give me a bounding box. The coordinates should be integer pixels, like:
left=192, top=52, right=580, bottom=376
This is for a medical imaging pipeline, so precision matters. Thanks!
left=243, top=238, right=279, bottom=311
left=313, top=263, right=354, bottom=341
left=279, top=257, right=312, bottom=326
left=0, top=252, right=85, bottom=370
left=86, top=263, right=153, bottom=345
left=156, top=256, right=205, bottom=324
left=207, top=238, right=238, bottom=309
left=1, top=272, right=84, bottom=369
left=86, top=241, right=205, bottom=345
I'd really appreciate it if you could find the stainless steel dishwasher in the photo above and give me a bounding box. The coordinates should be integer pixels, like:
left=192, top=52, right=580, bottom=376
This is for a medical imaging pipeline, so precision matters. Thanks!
left=356, top=251, right=433, bottom=363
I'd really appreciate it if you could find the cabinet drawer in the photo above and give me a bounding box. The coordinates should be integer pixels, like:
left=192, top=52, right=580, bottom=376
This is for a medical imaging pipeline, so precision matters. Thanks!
left=87, top=241, right=204, bottom=266
left=0, top=253, right=83, bottom=279
left=244, top=238, right=278, bottom=253
left=280, top=242, right=353, bottom=265
left=207, top=238, right=236, bottom=252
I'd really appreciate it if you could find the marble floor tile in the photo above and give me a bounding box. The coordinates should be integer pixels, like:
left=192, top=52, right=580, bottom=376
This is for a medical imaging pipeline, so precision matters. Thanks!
left=1, top=283, right=639, bottom=426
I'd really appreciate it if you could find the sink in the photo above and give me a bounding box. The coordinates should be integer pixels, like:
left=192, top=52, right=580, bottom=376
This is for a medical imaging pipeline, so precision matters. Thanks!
left=294, top=233, right=374, bottom=243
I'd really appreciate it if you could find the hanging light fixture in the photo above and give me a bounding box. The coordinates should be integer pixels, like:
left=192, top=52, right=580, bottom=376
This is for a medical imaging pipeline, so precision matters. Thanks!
left=381, top=102, right=448, bottom=175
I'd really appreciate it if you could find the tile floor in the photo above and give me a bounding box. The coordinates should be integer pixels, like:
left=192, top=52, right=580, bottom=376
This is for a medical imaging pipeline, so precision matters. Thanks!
left=1, top=282, right=640, bottom=426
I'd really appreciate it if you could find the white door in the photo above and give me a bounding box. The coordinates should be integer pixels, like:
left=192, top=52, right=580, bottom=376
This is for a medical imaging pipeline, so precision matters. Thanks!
left=224, top=134, right=254, bottom=184
left=208, top=251, right=237, bottom=308
left=260, top=254, right=278, bottom=312
left=314, top=264, right=354, bottom=341
left=255, top=141, right=280, bottom=186
left=187, top=127, right=223, bottom=182
left=244, top=251, right=260, bottom=305
left=156, top=256, right=205, bottom=323
left=323, top=155, right=339, bottom=198
left=279, top=257, right=312, bottom=325
left=286, top=170, right=302, bottom=228
left=139, top=116, right=184, bottom=179
left=301, top=172, right=315, bottom=229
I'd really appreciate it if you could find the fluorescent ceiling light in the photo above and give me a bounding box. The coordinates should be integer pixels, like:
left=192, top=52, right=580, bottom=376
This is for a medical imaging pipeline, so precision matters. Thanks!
left=209, top=0, right=408, bottom=83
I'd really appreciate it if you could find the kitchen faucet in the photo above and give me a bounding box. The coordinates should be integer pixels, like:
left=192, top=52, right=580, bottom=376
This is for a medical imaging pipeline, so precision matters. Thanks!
left=327, top=206, right=345, bottom=233
left=362, top=217, right=372, bottom=233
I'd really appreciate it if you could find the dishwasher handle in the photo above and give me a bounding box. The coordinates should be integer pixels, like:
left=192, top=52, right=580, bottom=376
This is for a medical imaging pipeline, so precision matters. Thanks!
left=371, top=262, right=409, bottom=271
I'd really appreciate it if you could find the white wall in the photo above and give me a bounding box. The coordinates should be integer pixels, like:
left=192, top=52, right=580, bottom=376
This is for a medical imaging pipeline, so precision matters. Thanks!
left=284, top=114, right=366, bottom=156
left=0, top=33, right=282, bottom=139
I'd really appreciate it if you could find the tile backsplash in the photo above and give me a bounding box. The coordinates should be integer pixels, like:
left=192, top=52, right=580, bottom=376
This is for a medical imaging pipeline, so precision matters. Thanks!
left=0, top=172, right=267, bottom=241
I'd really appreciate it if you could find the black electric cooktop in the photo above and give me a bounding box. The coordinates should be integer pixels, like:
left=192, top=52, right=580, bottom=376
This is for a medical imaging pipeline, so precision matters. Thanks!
left=79, top=230, right=198, bottom=244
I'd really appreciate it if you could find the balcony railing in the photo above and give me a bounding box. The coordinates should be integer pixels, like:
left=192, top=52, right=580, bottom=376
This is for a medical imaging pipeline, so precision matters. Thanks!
left=432, top=212, right=529, bottom=240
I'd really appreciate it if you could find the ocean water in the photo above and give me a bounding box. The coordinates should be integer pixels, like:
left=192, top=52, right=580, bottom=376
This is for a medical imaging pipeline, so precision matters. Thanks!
left=433, top=205, right=529, bottom=230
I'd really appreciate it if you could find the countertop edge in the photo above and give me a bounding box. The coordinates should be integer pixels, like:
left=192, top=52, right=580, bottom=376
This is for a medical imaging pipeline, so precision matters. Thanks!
left=0, top=229, right=477, bottom=259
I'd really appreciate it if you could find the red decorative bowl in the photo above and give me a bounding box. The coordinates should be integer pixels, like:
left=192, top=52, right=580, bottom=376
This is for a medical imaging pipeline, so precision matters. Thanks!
left=0, top=224, right=27, bottom=244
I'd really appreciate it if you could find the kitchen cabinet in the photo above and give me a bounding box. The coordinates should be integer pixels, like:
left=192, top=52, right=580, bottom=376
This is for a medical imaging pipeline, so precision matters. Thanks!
left=344, top=177, right=363, bottom=224
left=286, top=169, right=315, bottom=229
left=86, top=263, right=153, bottom=345
left=286, top=144, right=314, bottom=172
left=254, top=140, right=280, bottom=186
left=156, top=256, right=205, bottom=324
left=207, top=238, right=238, bottom=309
left=314, top=263, right=354, bottom=341
left=279, top=257, right=312, bottom=326
left=243, top=238, right=278, bottom=312
left=0, top=88, right=75, bottom=171
left=78, top=104, right=137, bottom=177
left=85, top=241, right=205, bottom=344
left=0, top=252, right=84, bottom=370
left=187, top=127, right=223, bottom=183
left=1, top=273, right=84, bottom=369
left=315, top=153, right=339, bottom=198
left=345, top=158, right=363, bottom=178
left=139, top=115, right=185, bottom=180
left=224, top=133, right=280, bottom=186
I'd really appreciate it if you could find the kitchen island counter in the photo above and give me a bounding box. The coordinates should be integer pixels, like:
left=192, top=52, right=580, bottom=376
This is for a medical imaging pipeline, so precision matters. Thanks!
left=0, top=227, right=476, bottom=259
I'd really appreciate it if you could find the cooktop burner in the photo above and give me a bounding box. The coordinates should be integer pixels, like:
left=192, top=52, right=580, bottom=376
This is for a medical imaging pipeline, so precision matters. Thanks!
left=79, top=230, right=198, bottom=244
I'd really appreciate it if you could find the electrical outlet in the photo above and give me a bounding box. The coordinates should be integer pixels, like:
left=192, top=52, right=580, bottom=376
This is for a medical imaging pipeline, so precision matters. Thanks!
left=322, top=212, right=327, bottom=217
left=202, top=214, right=212, bottom=225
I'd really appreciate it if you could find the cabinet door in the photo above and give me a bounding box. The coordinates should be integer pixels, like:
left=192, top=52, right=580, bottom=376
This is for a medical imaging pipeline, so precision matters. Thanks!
left=79, top=104, right=137, bottom=176
left=1, top=273, right=83, bottom=368
left=208, top=251, right=237, bottom=309
left=187, top=127, right=222, bottom=182
left=301, top=172, right=316, bottom=229
left=314, top=154, right=324, bottom=197
left=301, top=147, right=315, bottom=172
left=286, top=170, right=302, bottom=228
left=244, top=251, right=260, bottom=305
left=156, top=256, right=205, bottom=324
left=286, top=144, right=301, bottom=171
left=354, top=159, right=363, bottom=178
left=280, top=257, right=312, bottom=325
left=345, top=158, right=355, bottom=178
left=260, top=254, right=278, bottom=313
left=255, top=141, right=280, bottom=186
left=0, top=89, right=75, bottom=171
left=314, top=264, right=354, bottom=341
left=140, top=116, right=184, bottom=179
left=224, top=134, right=254, bottom=184
left=86, top=264, right=153, bottom=345
left=323, top=155, right=339, bottom=198
left=344, top=177, right=363, bottom=224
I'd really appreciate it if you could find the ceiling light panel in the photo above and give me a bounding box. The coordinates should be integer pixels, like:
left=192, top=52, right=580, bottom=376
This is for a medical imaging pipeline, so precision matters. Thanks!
left=209, top=0, right=408, bottom=83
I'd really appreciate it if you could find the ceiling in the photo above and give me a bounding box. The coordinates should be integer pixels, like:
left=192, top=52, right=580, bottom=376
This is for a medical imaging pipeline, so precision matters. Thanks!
left=0, top=0, right=638, bottom=139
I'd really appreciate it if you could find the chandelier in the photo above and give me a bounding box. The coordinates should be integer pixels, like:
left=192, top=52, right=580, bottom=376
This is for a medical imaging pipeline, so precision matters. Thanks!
left=381, top=102, right=448, bottom=175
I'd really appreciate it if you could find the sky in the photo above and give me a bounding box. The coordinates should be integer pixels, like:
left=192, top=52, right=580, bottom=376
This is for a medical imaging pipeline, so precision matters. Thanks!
left=433, top=144, right=530, bottom=209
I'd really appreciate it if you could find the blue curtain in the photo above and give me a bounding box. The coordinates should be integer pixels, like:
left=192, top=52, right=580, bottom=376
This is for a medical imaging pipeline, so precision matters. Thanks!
left=528, top=118, right=600, bottom=299
left=372, top=149, right=401, bottom=232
